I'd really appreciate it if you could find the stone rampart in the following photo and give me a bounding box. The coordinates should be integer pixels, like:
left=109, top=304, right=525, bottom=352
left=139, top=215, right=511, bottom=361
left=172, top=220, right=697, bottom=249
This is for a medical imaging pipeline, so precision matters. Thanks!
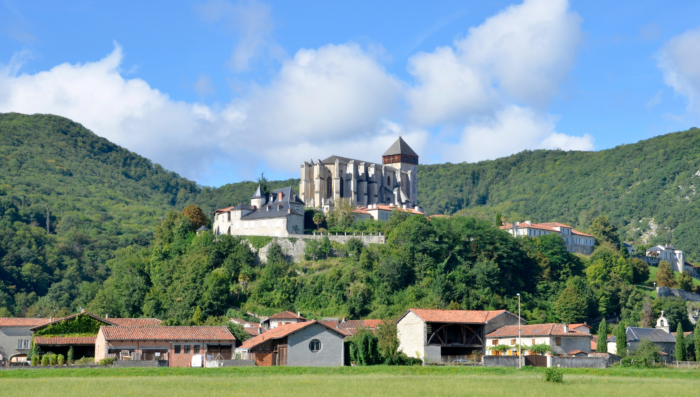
left=248, top=233, right=385, bottom=263
left=656, top=287, right=700, bottom=302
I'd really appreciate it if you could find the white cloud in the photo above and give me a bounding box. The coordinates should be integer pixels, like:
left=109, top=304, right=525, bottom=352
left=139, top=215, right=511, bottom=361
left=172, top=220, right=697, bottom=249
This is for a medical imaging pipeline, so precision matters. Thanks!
left=193, top=73, right=216, bottom=98
left=440, top=106, right=592, bottom=163
left=658, top=27, right=700, bottom=113
left=196, top=0, right=284, bottom=72
left=0, top=42, right=403, bottom=180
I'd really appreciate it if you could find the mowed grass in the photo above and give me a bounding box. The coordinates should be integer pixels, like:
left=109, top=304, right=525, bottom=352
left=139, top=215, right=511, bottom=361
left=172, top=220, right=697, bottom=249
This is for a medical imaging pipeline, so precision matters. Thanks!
left=1, top=366, right=699, bottom=396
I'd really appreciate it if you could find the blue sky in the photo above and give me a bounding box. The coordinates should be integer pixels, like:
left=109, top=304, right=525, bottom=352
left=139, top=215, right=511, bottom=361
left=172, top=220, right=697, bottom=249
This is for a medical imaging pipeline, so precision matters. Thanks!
left=2, top=0, right=700, bottom=186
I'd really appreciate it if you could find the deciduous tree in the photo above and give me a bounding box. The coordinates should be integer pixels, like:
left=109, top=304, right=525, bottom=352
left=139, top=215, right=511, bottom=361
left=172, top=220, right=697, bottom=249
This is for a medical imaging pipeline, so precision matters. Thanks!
left=655, top=261, right=677, bottom=288
left=596, top=319, right=608, bottom=353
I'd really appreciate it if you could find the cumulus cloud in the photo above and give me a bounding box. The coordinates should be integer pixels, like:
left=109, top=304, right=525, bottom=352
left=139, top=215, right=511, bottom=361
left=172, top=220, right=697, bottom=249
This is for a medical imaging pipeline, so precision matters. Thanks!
left=196, top=0, right=284, bottom=72
left=657, top=27, right=700, bottom=112
left=407, top=0, right=590, bottom=160
left=0, top=42, right=403, bottom=180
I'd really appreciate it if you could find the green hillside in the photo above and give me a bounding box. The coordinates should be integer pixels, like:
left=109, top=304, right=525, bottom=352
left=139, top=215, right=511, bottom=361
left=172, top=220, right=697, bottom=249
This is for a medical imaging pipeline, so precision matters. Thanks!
left=417, top=127, right=700, bottom=261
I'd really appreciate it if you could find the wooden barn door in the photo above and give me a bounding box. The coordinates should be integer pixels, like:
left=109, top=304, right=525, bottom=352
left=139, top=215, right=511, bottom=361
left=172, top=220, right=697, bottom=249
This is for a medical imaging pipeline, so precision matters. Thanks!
left=278, top=346, right=288, bottom=366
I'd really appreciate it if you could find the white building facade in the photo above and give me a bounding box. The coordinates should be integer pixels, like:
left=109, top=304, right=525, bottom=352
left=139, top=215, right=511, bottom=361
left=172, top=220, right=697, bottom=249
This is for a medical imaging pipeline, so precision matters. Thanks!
left=500, top=221, right=596, bottom=255
left=646, top=244, right=685, bottom=273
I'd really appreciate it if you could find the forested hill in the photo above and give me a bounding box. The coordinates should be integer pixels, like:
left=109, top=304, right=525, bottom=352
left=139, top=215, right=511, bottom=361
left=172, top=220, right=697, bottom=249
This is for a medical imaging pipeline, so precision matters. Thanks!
left=417, top=127, right=700, bottom=261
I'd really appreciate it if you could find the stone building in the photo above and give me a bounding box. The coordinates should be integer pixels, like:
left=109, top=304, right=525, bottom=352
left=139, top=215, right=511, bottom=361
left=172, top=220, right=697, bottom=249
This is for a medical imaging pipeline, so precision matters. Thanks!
left=0, top=318, right=53, bottom=363
left=213, top=186, right=305, bottom=237
left=499, top=221, right=596, bottom=255
left=485, top=323, right=592, bottom=356
left=395, top=308, right=523, bottom=363
left=299, top=137, right=419, bottom=212
left=646, top=244, right=685, bottom=273
left=606, top=311, right=676, bottom=360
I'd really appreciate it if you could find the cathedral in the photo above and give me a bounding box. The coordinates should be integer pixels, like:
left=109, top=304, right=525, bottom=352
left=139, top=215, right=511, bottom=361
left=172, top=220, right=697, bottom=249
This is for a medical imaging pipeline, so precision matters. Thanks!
left=299, top=137, right=419, bottom=211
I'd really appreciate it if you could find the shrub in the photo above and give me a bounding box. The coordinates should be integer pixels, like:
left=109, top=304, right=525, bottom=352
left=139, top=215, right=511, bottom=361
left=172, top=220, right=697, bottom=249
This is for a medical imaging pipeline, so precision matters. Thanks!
left=346, top=238, right=364, bottom=257
left=247, top=236, right=273, bottom=250
left=98, top=357, right=115, bottom=366
left=75, top=357, right=94, bottom=366
left=31, top=355, right=39, bottom=366
left=384, top=353, right=423, bottom=366
left=41, top=355, right=49, bottom=366
left=544, top=368, right=563, bottom=383
left=57, top=354, right=65, bottom=366
left=48, top=353, right=58, bottom=366
left=67, top=346, right=74, bottom=364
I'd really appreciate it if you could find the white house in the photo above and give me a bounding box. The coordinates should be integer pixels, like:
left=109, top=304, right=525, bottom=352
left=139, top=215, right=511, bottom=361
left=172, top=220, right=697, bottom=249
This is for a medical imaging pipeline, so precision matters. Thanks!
left=213, top=186, right=305, bottom=238
left=646, top=244, right=685, bottom=273
left=352, top=203, right=424, bottom=222
left=500, top=221, right=596, bottom=255
left=485, top=323, right=592, bottom=356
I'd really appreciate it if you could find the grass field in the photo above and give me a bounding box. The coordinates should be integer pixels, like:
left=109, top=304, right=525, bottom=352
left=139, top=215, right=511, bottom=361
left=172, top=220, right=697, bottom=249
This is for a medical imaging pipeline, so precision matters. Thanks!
left=1, top=366, right=699, bottom=396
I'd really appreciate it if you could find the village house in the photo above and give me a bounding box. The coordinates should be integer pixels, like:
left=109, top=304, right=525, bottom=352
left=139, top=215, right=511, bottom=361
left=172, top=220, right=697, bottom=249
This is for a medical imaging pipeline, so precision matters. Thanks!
left=28, top=311, right=161, bottom=361
left=213, top=186, right=305, bottom=237
left=352, top=203, right=424, bottom=222
left=499, top=221, right=596, bottom=255
left=395, top=308, right=523, bottom=363
left=0, top=318, right=54, bottom=363
left=646, top=244, right=687, bottom=273
left=484, top=323, right=592, bottom=356
left=261, top=311, right=307, bottom=330
left=300, top=137, right=419, bottom=212
left=236, top=321, right=346, bottom=367
left=95, top=326, right=235, bottom=367
left=606, top=311, right=677, bottom=360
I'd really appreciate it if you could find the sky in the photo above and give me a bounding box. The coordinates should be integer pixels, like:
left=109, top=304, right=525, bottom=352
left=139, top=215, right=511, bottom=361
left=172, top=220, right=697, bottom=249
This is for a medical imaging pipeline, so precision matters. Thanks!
left=1, top=0, right=700, bottom=187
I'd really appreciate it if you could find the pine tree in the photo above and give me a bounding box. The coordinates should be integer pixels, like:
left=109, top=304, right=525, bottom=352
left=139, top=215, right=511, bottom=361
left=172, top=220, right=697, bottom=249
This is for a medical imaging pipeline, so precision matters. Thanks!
left=615, top=321, right=627, bottom=357
left=494, top=212, right=503, bottom=227
left=67, top=346, right=74, bottom=364
left=596, top=318, right=608, bottom=353
left=676, top=323, right=686, bottom=362
left=695, top=324, right=700, bottom=362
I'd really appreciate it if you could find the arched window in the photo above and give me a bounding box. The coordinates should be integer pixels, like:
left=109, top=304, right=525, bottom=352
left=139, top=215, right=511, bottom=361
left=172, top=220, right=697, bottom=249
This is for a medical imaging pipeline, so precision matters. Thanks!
left=340, top=179, right=344, bottom=197
left=326, top=176, right=332, bottom=198
left=387, top=176, right=391, bottom=186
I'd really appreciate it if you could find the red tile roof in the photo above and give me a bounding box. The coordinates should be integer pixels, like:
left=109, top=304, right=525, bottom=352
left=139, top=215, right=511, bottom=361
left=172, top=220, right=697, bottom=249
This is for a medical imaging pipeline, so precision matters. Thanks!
left=486, top=324, right=592, bottom=338
left=214, top=206, right=234, bottom=214
left=500, top=223, right=558, bottom=232
left=267, top=311, right=306, bottom=320
left=30, top=312, right=113, bottom=331
left=239, top=321, right=345, bottom=349
left=539, top=222, right=573, bottom=229
left=320, top=320, right=339, bottom=328
left=568, top=350, right=587, bottom=355
left=0, top=318, right=53, bottom=327
left=569, top=323, right=592, bottom=329
left=402, top=309, right=512, bottom=324
left=243, top=327, right=264, bottom=337
left=107, top=318, right=162, bottom=326
left=338, top=320, right=383, bottom=329
left=100, top=326, right=235, bottom=341
left=34, top=336, right=96, bottom=345
left=358, top=205, right=424, bottom=215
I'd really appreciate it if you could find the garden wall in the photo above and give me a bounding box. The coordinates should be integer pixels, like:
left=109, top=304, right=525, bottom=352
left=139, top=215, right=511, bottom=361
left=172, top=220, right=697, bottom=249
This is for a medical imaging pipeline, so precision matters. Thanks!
left=250, top=234, right=385, bottom=263
left=482, top=356, right=520, bottom=367
left=113, top=361, right=160, bottom=368
left=206, top=360, right=256, bottom=367
left=549, top=356, right=607, bottom=368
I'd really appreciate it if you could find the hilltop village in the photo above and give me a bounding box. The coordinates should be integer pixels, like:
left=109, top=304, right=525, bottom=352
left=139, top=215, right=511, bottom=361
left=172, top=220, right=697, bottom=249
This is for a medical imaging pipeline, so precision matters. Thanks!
left=3, top=135, right=700, bottom=370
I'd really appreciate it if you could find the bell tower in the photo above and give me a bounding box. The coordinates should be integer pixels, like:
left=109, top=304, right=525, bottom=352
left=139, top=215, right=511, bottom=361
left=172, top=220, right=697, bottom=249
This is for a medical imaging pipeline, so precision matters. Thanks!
left=382, top=137, right=418, bottom=207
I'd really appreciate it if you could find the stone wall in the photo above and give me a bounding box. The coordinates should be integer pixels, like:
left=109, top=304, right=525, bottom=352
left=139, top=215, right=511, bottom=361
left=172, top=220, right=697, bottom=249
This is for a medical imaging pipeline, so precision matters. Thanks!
left=397, top=311, right=427, bottom=361
left=287, top=323, right=345, bottom=367
left=251, top=234, right=386, bottom=263
left=205, top=359, right=255, bottom=367
left=657, top=287, right=700, bottom=302
left=549, top=356, right=607, bottom=368
left=482, top=356, right=519, bottom=367
left=113, top=360, right=160, bottom=368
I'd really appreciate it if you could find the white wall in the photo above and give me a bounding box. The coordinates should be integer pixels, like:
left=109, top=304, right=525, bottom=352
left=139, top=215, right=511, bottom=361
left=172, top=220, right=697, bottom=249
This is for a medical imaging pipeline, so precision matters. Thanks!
left=396, top=311, right=426, bottom=360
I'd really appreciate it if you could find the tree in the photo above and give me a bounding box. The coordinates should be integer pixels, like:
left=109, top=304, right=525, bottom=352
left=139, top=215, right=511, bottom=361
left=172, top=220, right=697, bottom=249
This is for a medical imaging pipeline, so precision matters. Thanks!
left=181, top=205, right=208, bottom=230
left=553, top=286, right=588, bottom=323
left=67, top=346, right=74, bottom=364
left=257, top=172, right=271, bottom=195
left=326, top=198, right=356, bottom=230
left=676, top=323, right=686, bottom=362
left=202, top=268, right=230, bottom=317
left=348, top=328, right=381, bottom=365
left=590, top=215, right=620, bottom=246
left=641, top=295, right=653, bottom=328
left=192, top=306, right=204, bottom=325
left=596, top=319, right=608, bottom=353
left=226, top=322, right=250, bottom=343
left=678, top=271, right=693, bottom=292
left=494, top=212, right=503, bottom=227
left=631, top=258, right=650, bottom=284
left=614, top=321, right=627, bottom=357
left=655, top=261, right=677, bottom=288
left=312, top=212, right=325, bottom=231
left=375, top=321, right=399, bottom=359
left=695, top=324, right=700, bottom=362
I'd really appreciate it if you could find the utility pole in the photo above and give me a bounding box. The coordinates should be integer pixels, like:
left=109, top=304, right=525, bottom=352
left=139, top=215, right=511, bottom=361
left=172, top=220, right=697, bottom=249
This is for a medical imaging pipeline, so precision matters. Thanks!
left=517, top=293, right=522, bottom=369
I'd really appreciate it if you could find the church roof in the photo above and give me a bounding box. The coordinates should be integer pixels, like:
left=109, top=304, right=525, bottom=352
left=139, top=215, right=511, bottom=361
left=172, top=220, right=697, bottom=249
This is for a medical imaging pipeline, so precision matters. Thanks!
left=251, top=184, right=265, bottom=199
left=383, top=137, right=418, bottom=157
left=321, top=155, right=377, bottom=166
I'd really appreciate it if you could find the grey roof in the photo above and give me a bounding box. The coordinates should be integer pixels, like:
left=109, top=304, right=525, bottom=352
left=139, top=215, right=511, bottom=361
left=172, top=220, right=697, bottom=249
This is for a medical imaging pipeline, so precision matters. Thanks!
left=321, top=155, right=378, bottom=166
left=251, top=184, right=264, bottom=199
left=610, top=327, right=676, bottom=343
left=196, top=226, right=209, bottom=232
left=240, top=186, right=305, bottom=220
left=382, top=137, right=418, bottom=157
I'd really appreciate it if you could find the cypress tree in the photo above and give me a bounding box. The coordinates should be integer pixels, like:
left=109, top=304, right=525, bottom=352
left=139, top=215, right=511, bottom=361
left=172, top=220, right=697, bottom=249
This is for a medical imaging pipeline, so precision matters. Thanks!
left=596, top=319, right=608, bottom=353
left=676, top=323, right=685, bottom=362
left=615, top=321, right=627, bottom=357
left=695, top=324, right=700, bottom=362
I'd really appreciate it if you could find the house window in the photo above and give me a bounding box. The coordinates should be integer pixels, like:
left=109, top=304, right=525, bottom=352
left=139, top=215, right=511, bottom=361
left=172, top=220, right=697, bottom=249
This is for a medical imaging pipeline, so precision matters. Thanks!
left=511, top=339, right=516, bottom=346
left=184, top=345, right=191, bottom=354
left=326, top=176, right=332, bottom=198
left=17, top=340, right=23, bottom=349
left=194, top=345, right=200, bottom=354
left=492, top=340, right=499, bottom=346
left=174, top=345, right=181, bottom=354
left=309, top=339, right=322, bottom=353
left=555, top=337, right=561, bottom=346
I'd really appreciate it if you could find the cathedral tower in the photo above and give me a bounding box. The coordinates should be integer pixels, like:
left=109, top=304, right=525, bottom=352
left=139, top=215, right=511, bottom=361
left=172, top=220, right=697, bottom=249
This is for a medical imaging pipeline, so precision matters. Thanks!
left=382, top=137, right=418, bottom=208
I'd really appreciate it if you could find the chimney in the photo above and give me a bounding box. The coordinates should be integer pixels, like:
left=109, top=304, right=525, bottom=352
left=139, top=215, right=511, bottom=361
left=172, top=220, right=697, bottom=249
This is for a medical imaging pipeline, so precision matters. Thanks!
left=563, top=324, right=569, bottom=334
left=105, top=314, right=109, bottom=318
left=80, top=308, right=86, bottom=313
left=525, top=220, right=532, bottom=225
left=258, top=327, right=263, bottom=335
left=49, top=316, right=53, bottom=322
left=342, top=317, right=346, bottom=323
left=279, top=192, right=283, bottom=201
left=297, top=311, right=301, bottom=317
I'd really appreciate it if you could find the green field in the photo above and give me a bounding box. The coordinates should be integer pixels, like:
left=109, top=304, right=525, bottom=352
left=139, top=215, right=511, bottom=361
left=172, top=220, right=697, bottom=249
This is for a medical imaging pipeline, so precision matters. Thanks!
left=1, top=366, right=699, bottom=396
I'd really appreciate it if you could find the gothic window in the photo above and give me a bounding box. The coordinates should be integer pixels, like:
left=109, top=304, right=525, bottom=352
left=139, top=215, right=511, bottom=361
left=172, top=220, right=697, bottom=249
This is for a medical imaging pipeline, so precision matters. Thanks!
left=326, top=176, right=332, bottom=198
left=387, top=176, right=391, bottom=186
left=340, top=179, right=344, bottom=197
